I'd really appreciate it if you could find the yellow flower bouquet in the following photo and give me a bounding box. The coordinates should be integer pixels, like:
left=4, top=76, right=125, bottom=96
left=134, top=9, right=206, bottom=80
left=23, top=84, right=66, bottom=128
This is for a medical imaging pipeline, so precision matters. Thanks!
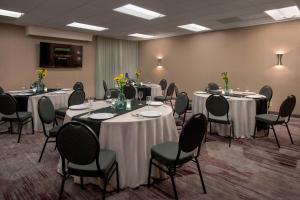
left=114, top=73, right=128, bottom=93
left=37, top=68, right=47, bottom=81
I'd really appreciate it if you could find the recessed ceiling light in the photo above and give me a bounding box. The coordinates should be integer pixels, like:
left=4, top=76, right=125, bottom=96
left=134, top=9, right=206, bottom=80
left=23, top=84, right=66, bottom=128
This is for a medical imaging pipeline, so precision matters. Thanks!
left=129, top=33, right=155, bottom=39
left=265, top=6, right=300, bottom=21
left=66, top=22, right=108, bottom=31
left=113, top=4, right=165, bottom=20
left=0, top=9, right=24, bottom=18
left=177, top=23, right=211, bottom=32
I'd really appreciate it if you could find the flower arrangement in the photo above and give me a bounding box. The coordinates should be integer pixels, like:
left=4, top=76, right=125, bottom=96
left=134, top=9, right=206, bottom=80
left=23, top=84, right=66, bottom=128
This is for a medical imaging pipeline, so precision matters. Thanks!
left=114, top=73, right=128, bottom=92
left=37, top=68, right=47, bottom=81
left=135, top=68, right=141, bottom=80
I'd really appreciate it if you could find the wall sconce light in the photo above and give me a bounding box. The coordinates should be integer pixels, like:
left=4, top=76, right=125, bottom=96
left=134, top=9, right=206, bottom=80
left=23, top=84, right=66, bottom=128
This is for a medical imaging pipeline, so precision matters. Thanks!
left=157, top=57, right=163, bottom=69
left=275, top=51, right=284, bottom=69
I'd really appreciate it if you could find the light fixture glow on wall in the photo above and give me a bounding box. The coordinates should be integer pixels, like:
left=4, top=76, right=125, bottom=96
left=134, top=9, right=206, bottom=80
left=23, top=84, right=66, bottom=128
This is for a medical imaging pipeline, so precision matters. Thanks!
left=157, top=57, right=163, bottom=69
left=275, top=51, right=284, bottom=69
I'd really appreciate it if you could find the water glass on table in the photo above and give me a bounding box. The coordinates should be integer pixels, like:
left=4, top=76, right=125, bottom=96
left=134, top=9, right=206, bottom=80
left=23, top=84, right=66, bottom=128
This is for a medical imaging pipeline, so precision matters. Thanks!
left=146, top=96, right=152, bottom=109
left=106, top=90, right=111, bottom=99
left=138, top=91, right=144, bottom=105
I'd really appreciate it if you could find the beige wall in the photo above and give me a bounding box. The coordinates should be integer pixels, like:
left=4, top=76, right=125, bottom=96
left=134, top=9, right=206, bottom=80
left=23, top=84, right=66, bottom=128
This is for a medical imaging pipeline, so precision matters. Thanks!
left=0, top=23, right=96, bottom=97
left=139, top=20, right=300, bottom=114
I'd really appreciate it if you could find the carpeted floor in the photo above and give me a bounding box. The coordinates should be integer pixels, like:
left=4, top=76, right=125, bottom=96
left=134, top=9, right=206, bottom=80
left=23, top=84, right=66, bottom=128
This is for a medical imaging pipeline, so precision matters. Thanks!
left=0, top=118, right=300, bottom=200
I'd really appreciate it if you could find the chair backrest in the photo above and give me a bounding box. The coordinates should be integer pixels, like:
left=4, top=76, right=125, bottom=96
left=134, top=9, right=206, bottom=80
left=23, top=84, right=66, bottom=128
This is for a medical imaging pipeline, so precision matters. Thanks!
left=206, top=94, right=229, bottom=117
left=159, top=79, right=167, bottom=91
left=278, top=95, right=296, bottom=119
left=178, top=113, right=207, bottom=158
left=166, top=82, right=176, bottom=97
left=206, top=82, right=219, bottom=91
left=174, top=92, right=189, bottom=115
left=68, top=90, right=86, bottom=107
left=56, top=122, right=101, bottom=173
left=73, top=82, right=84, bottom=91
left=105, top=88, right=120, bottom=99
left=103, top=80, right=108, bottom=93
left=0, top=86, right=4, bottom=94
left=124, top=84, right=136, bottom=99
left=38, top=96, right=55, bottom=124
left=0, top=93, right=18, bottom=116
left=259, top=85, right=273, bottom=102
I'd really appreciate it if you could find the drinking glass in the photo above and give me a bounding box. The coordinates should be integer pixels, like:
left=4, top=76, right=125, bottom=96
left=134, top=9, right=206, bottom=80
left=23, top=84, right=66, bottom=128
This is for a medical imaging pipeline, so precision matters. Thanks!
left=106, top=90, right=111, bottom=99
left=138, top=91, right=143, bottom=105
left=88, top=96, right=94, bottom=108
left=21, top=83, right=26, bottom=90
left=146, top=96, right=151, bottom=109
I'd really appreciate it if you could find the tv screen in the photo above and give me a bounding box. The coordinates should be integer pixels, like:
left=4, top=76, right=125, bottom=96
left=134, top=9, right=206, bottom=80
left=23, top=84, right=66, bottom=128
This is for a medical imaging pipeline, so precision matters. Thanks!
left=39, top=42, right=82, bottom=68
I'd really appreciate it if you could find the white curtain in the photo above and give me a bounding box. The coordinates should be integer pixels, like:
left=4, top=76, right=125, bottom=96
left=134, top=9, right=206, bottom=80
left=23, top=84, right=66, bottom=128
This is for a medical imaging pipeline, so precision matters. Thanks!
left=95, top=37, right=138, bottom=99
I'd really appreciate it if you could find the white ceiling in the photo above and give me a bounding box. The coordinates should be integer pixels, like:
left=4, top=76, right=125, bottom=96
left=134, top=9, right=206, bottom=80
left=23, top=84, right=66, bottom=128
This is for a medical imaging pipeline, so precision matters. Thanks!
left=1, top=0, right=300, bottom=41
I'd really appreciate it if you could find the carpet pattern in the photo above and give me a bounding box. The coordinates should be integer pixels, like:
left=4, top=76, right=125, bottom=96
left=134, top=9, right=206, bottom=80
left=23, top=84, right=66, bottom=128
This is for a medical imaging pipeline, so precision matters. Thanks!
left=0, top=118, right=300, bottom=200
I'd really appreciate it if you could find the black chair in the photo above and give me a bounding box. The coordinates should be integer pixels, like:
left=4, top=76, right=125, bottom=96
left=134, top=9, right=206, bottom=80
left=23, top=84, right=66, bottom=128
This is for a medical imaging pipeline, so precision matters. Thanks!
left=56, top=121, right=120, bottom=200
left=37, top=96, right=61, bottom=162
left=205, top=82, right=219, bottom=91
left=55, top=90, right=86, bottom=118
left=0, top=93, right=34, bottom=143
left=259, top=85, right=273, bottom=110
left=159, top=79, right=168, bottom=95
left=124, top=84, right=136, bottom=99
left=148, top=113, right=207, bottom=200
left=206, top=94, right=234, bottom=147
left=0, top=86, right=4, bottom=94
left=154, top=83, right=176, bottom=107
left=173, top=92, right=189, bottom=129
left=103, top=80, right=108, bottom=94
left=73, top=82, right=84, bottom=91
left=104, top=88, right=120, bottom=99
left=253, top=95, right=296, bottom=148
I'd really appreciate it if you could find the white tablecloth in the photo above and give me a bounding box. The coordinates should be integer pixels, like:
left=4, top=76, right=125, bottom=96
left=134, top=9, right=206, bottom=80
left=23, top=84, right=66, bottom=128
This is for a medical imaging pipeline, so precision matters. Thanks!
left=9, top=90, right=72, bottom=132
left=60, top=101, right=178, bottom=188
left=192, top=92, right=259, bottom=138
left=143, top=83, right=163, bottom=97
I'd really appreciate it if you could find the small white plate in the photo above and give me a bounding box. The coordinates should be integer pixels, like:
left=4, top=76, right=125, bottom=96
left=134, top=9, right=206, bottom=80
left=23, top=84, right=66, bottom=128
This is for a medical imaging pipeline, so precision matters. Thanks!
left=54, top=91, right=67, bottom=94
left=89, top=113, right=115, bottom=120
left=69, top=104, right=89, bottom=110
left=149, top=101, right=163, bottom=106
left=61, top=88, right=72, bottom=91
left=245, top=94, right=266, bottom=99
left=242, top=91, right=256, bottom=95
left=139, top=111, right=162, bottom=118
left=9, top=90, right=24, bottom=93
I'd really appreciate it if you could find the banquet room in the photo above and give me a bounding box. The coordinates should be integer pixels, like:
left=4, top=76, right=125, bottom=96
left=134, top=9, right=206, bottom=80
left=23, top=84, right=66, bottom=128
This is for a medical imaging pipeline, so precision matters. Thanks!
left=0, top=0, right=300, bottom=199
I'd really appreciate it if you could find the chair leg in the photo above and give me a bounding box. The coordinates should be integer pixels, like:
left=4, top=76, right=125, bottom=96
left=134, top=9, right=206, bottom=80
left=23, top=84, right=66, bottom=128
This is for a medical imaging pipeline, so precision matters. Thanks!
left=229, top=125, right=232, bottom=148
left=115, top=162, right=120, bottom=192
left=147, top=158, right=153, bottom=187
left=253, top=121, right=257, bottom=139
left=102, top=178, right=108, bottom=200
left=10, top=121, right=13, bottom=134
left=285, top=123, right=294, bottom=144
left=31, top=117, right=34, bottom=134
left=271, top=125, right=280, bottom=148
left=80, top=176, right=84, bottom=190
left=38, top=138, right=49, bottom=162
left=59, top=175, right=66, bottom=200
left=17, top=122, right=23, bottom=143
left=195, top=158, right=207, bottom=194
left=169, top=168, right=178, bottom=200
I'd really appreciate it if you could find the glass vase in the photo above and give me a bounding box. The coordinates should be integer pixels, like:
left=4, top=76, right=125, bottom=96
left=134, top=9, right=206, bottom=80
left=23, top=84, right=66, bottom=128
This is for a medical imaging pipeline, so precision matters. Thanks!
left=115, top=89, right=126, bottom=112
left=224, top=81, right=229, bottom=96
left=36, top=79, right=45, bottom=93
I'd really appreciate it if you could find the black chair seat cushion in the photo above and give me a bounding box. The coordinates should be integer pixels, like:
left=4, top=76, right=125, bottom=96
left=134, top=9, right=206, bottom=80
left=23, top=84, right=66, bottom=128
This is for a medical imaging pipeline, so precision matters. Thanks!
left=68, top=149, right=116, bottom=177
left=55, top=108, right=67, bottom=117
left=48, top=125, right=62, bottom=137
left=208, top=114, right=231, bottom=124
left=154, top=96, right=165, bottom=101
left=2, top=112, right=32, bottom=122
left=256, top=114, right=285, bottom=124
left=151, top=142, right=194, bottom=166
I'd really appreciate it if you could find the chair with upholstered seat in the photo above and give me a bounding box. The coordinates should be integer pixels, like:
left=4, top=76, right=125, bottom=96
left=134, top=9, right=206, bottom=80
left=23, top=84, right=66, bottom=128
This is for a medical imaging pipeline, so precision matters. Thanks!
left=148, top=113, right=207, bottom=200
left=154, top=83, right=176, bottom=107
left=173, top=92, right=189, bottom=129
left=37, top=96, right=62, bottom=162
left=253, top=95, right=296, bottom=148
left=56, top=121, right=119, bottom=200
left=55, top=90, right=86, bottom=119
left=73, top=82, right=84, bottom=91
left=205, top=82, right=219, bottom=92
left=0, top=86, right=4, bottom=94
left=159, top=79, right=167, bottom=95
left=0, top=93, right=34, bottom=142
left=124, top=84, right=136, bottom=99
left=259, top=85, right=273, bottom=110
left=206, top=94, right=234, bottom=147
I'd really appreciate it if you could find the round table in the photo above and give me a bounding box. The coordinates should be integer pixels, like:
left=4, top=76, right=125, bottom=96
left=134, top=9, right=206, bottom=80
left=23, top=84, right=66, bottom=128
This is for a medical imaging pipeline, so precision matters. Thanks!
left=192, top=92, right=266, bottom=138
left=143, top=83, right=162, bottom=97
left=61, top=101, right=178, bottom=188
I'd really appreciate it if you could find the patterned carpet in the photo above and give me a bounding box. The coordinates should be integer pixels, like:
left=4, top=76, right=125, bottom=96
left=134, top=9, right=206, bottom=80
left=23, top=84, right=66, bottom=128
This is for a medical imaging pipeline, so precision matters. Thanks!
left=0, top=118, right=300, bottom=200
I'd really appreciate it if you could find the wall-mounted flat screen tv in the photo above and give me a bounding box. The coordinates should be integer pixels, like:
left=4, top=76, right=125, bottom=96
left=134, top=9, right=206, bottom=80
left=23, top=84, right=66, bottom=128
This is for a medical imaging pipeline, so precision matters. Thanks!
left=39, top=42, right=82, bottom=68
